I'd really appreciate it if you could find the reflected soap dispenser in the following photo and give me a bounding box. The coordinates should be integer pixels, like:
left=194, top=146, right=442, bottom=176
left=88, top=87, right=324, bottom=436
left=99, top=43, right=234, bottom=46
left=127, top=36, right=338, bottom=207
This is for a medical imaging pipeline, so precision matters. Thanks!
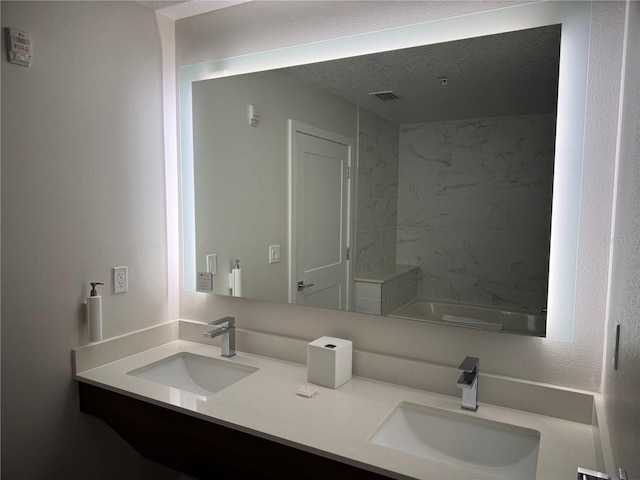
left=87, top=282, right=104, bottom=342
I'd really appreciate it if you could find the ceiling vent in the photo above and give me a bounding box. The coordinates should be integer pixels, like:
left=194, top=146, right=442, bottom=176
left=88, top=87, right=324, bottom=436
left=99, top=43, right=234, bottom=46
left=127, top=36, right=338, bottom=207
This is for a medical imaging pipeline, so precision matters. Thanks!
left=369, top=91, right=399, bottom=101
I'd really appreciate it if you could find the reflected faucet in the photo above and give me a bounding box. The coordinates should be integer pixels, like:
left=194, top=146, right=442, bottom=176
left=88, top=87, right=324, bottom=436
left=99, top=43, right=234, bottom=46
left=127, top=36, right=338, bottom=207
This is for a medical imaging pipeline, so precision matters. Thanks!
left=457, top=356, right=479, bottom=411
left=204, top=316, right=236, bottom=357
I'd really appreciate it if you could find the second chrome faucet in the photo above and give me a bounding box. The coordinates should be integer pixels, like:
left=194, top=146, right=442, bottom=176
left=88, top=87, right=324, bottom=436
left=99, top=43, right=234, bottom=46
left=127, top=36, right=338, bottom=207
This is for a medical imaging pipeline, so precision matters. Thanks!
left=457, top=356, right=479, bottom=411
left=204, top=316, right=236, bottom=357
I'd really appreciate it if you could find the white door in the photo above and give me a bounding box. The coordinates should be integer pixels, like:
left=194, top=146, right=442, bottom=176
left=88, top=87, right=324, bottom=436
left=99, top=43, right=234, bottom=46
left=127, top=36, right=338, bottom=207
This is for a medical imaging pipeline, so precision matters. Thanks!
left=289, top=121, right=352, bottom=310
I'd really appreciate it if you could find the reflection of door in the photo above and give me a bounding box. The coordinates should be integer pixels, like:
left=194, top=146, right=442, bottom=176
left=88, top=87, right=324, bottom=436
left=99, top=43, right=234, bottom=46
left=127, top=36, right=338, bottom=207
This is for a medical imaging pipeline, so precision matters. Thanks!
left=289, top=121, right=352, bottom=310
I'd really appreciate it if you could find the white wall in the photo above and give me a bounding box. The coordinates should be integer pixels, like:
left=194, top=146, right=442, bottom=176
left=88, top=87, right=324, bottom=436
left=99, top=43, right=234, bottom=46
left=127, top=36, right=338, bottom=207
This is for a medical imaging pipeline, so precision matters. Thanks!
left=176, top=1, right=534, bottom=66
left=602, top=1, right=640, bottom=475
left=1, top=2, right=174, bottom=478
left=177, top=1, right=626, bottom=393
left=192, top=70, right=356, bottom=301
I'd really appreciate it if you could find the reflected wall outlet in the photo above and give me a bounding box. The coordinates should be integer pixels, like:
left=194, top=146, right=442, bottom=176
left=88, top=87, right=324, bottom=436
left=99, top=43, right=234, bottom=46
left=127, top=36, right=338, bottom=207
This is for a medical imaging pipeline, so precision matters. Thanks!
left=113, top=266, right=128, bottom=294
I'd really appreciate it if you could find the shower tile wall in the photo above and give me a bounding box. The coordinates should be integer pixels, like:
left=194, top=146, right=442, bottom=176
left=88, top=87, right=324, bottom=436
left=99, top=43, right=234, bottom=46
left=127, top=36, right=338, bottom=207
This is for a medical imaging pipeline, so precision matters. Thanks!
left=355, top=108, right=400, bottom=277
left=396, top=114, right=555, bottom=313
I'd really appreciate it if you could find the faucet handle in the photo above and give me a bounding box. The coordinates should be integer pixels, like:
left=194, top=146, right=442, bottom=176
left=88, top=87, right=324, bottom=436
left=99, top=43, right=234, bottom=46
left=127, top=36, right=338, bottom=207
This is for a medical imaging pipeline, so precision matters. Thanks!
left=458, top=356, right=479, bottom=387
left=458, top=356, right=479, bottom=373
left=209, top=316, right=235, bottom=327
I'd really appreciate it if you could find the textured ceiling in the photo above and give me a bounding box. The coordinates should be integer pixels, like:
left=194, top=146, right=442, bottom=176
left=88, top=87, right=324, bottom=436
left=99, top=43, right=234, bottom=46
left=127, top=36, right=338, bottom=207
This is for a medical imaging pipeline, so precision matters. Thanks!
left=284, top=25, right=561, bottom=124
left=144, top=2, right=560, bottom=123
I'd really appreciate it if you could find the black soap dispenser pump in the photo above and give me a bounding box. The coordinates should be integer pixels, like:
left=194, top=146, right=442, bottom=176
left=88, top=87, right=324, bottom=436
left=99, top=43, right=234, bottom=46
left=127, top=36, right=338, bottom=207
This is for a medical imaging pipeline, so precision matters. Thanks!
left=87, top=282, right=104, bottom=342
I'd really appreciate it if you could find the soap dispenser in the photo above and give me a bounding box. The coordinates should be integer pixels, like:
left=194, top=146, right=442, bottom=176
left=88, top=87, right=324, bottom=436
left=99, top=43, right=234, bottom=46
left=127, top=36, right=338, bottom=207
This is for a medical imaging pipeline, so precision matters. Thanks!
left=87, top=282, right=104, bottom=342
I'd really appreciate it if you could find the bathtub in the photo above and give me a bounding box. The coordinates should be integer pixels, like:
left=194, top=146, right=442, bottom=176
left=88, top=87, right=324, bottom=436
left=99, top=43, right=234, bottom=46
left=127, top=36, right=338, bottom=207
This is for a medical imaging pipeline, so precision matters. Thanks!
left=389, top=299, right=546, bottom=337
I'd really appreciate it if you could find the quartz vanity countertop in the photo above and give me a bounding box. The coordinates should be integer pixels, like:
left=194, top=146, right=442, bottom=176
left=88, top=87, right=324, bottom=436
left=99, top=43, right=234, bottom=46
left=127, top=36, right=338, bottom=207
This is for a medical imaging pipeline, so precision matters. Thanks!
left=74, top=339, right=598, bottom=480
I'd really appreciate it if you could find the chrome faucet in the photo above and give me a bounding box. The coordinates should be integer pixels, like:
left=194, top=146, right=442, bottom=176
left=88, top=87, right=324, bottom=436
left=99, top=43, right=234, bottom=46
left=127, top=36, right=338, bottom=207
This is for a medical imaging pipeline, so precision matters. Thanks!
left=457, top=356, right=479, bottom=411
left=203, top=316, right=236, bottom=357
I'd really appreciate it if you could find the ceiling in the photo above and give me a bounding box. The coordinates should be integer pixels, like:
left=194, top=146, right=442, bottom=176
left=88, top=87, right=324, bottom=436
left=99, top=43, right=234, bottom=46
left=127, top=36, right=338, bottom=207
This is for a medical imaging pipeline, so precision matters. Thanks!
left=284, top=24, right=561, bottom=124
left=142, top=1, right=561, bottom=124
left=137, top=0, right=251, bottom=19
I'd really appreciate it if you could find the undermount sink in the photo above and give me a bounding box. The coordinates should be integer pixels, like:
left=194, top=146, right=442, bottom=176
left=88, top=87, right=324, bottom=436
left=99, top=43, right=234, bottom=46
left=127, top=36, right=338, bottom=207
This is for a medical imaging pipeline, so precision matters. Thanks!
left=369, top=402, right=540, bottom=480
left=127, top=352, right=258, bottom=396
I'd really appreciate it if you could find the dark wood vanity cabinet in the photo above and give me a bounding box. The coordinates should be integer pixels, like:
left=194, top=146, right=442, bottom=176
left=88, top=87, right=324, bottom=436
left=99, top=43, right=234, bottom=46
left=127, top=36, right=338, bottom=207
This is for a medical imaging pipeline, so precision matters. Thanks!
left=78, top=383, right=394, bottom=480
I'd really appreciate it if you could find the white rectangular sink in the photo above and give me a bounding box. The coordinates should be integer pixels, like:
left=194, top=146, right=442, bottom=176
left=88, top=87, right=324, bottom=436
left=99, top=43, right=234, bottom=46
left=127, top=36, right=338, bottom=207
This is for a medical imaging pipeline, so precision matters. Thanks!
left=370, top=402, right=540, bottom=480
left=127, top=352, right=258, bottom=396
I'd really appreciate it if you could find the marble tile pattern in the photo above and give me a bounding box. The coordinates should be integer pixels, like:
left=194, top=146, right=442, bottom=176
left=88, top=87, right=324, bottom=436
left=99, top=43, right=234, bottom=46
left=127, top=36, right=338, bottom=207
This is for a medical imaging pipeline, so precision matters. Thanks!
left=355, top=108, right=401, bottom=277
left=354, top=281, right=384, bottom=315
left=396, top=114, right=555, bottom=313
left=354, top=268, right=418, bottom=316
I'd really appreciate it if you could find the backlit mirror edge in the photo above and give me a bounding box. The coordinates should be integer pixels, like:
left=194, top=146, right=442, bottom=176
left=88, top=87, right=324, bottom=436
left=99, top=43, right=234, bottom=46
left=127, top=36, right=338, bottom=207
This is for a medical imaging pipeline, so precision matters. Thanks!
left=179, top=1, right=592, bottom=342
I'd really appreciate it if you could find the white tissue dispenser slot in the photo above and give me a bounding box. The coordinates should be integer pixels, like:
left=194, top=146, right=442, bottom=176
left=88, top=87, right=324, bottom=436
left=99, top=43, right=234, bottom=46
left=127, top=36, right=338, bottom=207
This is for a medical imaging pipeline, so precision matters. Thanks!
left=307, top=336, right=352, bottom=389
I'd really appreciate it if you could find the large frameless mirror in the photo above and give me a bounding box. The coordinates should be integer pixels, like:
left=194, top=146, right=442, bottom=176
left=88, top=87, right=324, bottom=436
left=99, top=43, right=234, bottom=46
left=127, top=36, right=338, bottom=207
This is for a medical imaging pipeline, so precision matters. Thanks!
left=180, top=1, right=591, bottom=341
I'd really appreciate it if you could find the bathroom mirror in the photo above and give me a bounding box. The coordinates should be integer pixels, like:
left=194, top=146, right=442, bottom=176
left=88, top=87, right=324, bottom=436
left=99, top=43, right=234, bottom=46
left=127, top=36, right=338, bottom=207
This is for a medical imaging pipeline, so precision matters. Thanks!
left=181, top=1, right=591, bottom=342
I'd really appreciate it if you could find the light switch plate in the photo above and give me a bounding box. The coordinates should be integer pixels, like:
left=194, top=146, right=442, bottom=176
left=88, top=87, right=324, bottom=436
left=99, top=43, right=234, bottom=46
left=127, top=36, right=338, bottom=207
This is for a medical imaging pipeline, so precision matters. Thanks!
left=206, top=254, right=217, bottom=275
left=269, top=245, right=280, bottom=264
left=612, top=321, right=621, bottom=370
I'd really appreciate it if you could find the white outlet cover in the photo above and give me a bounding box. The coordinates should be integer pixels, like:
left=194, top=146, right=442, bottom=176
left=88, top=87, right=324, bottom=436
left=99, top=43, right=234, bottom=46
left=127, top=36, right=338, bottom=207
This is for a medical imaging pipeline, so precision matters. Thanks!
left=113, top=266, right=128, bottom=294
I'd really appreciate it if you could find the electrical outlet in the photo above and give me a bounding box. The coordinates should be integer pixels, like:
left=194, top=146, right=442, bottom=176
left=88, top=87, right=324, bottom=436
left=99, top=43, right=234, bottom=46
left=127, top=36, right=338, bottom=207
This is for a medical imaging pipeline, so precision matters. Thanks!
left=113, top=266, right=128, bottom=294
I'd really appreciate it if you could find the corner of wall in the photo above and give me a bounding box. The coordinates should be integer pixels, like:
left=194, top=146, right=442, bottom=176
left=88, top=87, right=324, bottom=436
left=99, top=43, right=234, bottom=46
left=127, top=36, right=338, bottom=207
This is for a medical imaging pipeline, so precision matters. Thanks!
left=157, top=12, right=180, bottom=319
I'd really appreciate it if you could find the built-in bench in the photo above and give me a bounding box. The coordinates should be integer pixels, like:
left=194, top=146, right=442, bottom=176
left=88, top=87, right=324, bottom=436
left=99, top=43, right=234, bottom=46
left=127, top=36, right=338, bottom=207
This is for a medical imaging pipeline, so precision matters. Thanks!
left=353, top=265, right=418, bottom=315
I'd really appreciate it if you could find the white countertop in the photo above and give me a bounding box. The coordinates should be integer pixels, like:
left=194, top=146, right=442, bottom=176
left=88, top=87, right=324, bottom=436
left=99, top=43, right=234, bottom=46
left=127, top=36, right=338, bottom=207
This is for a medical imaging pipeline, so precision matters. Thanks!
left=354, top=265, right=418, bottom=283
left=74, top=339, right=598, bottom=479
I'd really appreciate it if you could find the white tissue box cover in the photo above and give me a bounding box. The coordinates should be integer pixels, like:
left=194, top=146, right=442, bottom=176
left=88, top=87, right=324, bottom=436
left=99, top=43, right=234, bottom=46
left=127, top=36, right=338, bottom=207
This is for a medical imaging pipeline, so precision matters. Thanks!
left=307, top=336, right=352, bottom=389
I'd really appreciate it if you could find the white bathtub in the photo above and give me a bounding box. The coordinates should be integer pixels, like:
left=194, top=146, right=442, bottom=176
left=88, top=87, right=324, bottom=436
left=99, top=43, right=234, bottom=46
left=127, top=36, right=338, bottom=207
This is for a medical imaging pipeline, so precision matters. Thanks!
left=389, top=299, right=546, bottom=336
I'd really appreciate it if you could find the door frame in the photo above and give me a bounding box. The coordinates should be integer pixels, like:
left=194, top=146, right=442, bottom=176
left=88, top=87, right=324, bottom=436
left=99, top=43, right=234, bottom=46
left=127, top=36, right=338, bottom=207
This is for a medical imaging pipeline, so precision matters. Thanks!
left=288, top=120, right=354, bottom=308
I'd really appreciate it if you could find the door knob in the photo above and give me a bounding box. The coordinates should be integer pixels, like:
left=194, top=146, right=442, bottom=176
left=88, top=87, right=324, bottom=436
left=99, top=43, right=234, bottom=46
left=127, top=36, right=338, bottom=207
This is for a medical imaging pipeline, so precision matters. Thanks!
left=297, top=281, right=315, bottom=291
